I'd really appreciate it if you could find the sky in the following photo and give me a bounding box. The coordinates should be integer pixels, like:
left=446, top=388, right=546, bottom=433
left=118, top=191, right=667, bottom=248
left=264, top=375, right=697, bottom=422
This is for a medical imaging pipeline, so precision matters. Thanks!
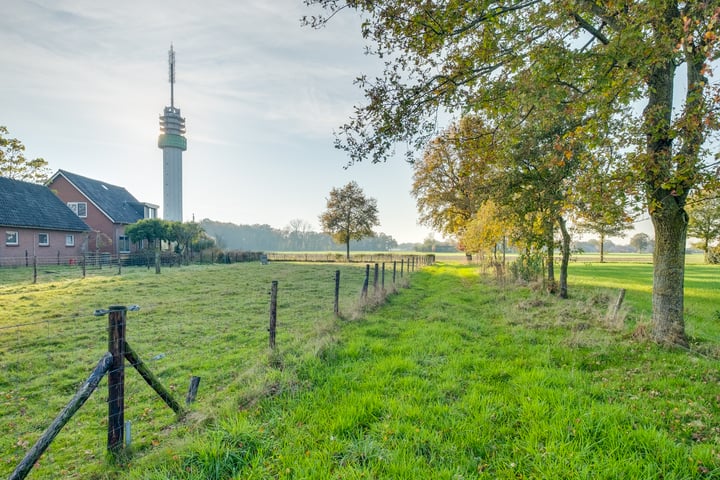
left=0, top=0, right=440, bottom=244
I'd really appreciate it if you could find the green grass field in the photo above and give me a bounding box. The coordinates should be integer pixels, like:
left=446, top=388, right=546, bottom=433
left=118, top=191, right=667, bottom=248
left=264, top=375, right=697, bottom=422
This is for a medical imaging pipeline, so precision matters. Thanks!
left=1, top=259, right=719, bottom=478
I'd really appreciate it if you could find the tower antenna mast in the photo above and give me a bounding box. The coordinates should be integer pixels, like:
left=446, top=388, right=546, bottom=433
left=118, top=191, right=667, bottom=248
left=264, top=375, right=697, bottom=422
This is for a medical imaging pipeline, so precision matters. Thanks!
left=168, top=44, right=175, bottom=108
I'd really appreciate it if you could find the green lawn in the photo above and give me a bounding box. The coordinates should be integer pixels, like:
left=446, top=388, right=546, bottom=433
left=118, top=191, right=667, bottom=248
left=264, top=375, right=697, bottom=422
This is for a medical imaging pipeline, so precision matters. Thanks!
left=1, top=260, right=719, bottom=479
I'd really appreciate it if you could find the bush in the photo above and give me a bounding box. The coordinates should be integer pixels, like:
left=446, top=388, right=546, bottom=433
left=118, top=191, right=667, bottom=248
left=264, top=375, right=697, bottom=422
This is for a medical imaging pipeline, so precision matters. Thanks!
left=510, top=252, right=544, bottom=282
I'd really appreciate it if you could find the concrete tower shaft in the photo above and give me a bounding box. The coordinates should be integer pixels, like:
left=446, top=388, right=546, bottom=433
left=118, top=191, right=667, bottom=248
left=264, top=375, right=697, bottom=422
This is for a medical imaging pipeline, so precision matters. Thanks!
left=158, top=45, right=186, bottom=222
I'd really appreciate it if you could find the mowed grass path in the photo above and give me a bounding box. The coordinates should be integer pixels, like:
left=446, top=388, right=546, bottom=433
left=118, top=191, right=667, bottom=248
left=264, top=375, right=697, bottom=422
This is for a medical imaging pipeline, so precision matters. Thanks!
left=128, top=263, right=720, bottom=479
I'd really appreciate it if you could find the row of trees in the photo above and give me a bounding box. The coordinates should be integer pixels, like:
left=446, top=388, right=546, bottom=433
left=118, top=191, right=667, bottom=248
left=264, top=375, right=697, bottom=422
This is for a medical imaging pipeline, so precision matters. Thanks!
left=124, top=219, right=214, bottom=272
left=305, top=0, right=720, bottom=346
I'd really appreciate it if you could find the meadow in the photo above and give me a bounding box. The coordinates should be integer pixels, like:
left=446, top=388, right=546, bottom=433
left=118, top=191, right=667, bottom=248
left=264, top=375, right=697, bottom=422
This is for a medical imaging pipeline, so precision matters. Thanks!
left=1, top=258, right=719, bottom=478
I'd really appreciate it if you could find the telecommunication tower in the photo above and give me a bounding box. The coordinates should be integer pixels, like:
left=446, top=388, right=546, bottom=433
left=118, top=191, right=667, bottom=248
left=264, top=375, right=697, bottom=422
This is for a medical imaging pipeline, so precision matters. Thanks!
left=158, top=44, right=187, bottom=222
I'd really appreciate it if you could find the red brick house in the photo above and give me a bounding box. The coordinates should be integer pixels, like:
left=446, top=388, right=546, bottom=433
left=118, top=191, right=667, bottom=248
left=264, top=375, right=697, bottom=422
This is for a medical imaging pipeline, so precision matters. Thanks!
left=47, top=170, right=159, bottom=256
left=0, top=176, right=91, bottom=266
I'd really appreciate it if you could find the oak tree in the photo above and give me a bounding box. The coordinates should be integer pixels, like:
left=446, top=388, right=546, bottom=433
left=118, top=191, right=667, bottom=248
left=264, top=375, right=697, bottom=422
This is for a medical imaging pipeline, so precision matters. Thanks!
left=0, top=126, right=50, bottom=183
left=304, top=0, right=720, bottom=345
left=319, top=181, right=380, bottom=260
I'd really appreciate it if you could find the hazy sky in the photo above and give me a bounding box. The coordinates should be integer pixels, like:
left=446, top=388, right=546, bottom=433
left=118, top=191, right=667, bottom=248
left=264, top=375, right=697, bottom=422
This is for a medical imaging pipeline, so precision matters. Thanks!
left=0, top=0, right=439, bottom=243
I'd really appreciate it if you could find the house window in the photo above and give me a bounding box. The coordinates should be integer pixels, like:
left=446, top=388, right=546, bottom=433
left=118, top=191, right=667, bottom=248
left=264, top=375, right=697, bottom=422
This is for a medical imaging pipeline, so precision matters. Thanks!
left=145, top=206, right=157, bottom=219
left=118, top=235, right=130, bottom=253
left=67, top=202, right=88, bottom=218
left=6, top=231, right=18, bottom=246
left=66, top=234, right=75, bottom=247
left=38, top=233, right=49, bottom=246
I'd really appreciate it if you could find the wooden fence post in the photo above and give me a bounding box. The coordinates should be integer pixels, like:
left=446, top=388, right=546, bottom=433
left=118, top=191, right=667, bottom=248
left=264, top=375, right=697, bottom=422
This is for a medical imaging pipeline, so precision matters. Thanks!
left=400, top=259, right=404, bottom=278
left=381, top=263, right=385, bottom=291
left=32, top=256, right=37, bottom=284
left=361, top=264, right=370, bottom=299
left=269, top=281, right=278, bottom=349
left=186, top=376, right=201, bottom=405
left=373, top=263, right=379, bottom=293
left=82, top=253, right=86, bottom=278
left=8, top=353, right=112, bottom=480
left=393, top=261, right=397, bottom=284
left=334, top=270, right=340, bottom=316
left=124, top=342, right=183, bottom=415
left=608, top=288, right=626, bottom=324
left=107, top=306, right=126, bottom=453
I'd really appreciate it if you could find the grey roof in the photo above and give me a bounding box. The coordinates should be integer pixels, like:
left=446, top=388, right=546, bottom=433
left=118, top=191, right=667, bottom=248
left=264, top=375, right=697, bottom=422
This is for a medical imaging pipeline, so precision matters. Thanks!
left=0, top=176, right=91, bottom=232
left=52, top=170, right=148, bottom=224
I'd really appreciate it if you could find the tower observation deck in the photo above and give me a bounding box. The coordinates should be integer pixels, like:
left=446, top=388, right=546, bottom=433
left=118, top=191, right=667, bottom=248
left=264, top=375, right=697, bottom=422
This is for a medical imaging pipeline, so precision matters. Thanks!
left=158, top=45, right=186, bottom=222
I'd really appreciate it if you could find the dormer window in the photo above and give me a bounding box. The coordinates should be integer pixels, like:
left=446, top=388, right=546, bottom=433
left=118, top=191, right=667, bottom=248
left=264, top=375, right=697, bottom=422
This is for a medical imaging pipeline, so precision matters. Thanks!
left=67, top=202, right=88, bottom=218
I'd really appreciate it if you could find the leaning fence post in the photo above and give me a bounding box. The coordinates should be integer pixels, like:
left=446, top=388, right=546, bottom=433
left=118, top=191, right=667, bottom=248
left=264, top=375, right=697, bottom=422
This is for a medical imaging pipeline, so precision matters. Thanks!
left=334, top=270, right=340, bottom=316
left=107, top=305, right=127, bottom=453
left=8, top=352, right=113, bottom=480
left=269, top=280, right=278, bottom=349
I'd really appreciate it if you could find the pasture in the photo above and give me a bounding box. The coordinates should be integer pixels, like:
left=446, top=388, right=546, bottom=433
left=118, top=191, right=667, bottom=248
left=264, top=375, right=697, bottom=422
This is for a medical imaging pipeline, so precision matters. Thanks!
left=1, top=259, right=719, bottom=478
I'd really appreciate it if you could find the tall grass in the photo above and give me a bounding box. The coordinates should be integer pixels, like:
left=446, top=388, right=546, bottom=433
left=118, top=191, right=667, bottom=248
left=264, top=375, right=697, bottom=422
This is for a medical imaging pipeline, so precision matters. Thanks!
left=124, top=262, right=719, bottom=479
left=2, top=260, right=718, bottom=478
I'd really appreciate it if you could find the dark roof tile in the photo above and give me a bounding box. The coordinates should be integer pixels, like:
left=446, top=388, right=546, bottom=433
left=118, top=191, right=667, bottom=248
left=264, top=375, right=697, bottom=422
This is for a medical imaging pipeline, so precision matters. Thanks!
left=54, top=170, right=146, bottom=224
left=0, top=177, right=91, bottom=231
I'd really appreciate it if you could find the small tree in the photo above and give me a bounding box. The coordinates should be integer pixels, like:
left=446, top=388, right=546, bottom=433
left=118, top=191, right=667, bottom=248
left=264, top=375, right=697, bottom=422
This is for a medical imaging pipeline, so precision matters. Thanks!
left=319, top=181, right=379, bottom=260
left=125, top=219, right=171, bottom=273
left=0, top=126, right=50, bottom=183
left=630, top=233, right=650, bottom=253
left=687, top=191, right=720, bottom=264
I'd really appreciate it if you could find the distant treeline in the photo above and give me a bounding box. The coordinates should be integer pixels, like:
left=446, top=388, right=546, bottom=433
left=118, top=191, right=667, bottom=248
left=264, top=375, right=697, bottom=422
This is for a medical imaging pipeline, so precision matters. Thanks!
left=200, top=219, right=403, bottom=252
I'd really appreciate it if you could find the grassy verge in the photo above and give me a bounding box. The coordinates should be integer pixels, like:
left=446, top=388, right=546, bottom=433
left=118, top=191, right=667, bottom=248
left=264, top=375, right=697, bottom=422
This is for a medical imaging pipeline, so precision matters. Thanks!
left=1, top=261, right=384, bottom=479
left=119, top=262, right=719, bottom=479
left=2, top=260, right=718, bottom=478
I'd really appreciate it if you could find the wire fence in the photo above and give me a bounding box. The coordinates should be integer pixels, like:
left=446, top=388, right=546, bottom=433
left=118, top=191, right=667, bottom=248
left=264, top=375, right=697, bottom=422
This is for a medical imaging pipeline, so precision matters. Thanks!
left=0, top=256, right=433, bottom=479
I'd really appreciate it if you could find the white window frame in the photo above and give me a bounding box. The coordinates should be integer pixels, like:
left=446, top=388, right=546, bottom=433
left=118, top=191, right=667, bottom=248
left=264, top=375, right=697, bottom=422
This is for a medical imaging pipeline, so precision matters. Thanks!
left=38, top=233, right=49, bottom=246
left=6, top=231, right=18, bottom=246
left=67, top=201, right=88, bottom=218
left=65, top=234, right=75, bottom=247
left=118, top=235, right=131, bottom=253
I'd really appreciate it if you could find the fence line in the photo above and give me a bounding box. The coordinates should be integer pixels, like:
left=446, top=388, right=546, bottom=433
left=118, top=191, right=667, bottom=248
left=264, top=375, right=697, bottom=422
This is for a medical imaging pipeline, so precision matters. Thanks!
left=2, top=258, right=434, bottom=477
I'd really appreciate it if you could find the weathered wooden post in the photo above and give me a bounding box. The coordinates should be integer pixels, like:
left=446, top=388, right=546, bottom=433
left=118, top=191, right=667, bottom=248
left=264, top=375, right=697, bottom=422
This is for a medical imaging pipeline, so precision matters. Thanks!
left=361, top=264, right=370, bottom=299
left=186, top=376, right=201, bottom=405
left=82, top=253, right=86, bottom=278
left=381, top=263, right=386, bottom=291
left=8, top=353, right=112, bottom=480
left=373, top=263, right=379, bottom=294
left=32, top=256, right=37, bottom=284
left=107, top=306, right=126, bottom=453
left=400, top=258, right=405, bottom=278
left=334, top=270, right=340, bottom=316
left=57, top=250, right=60, bottom=266
left=393, top=261, right=397, bottom=284
left=608, top=288, right=626, bottom=325
left=269, top=281, right=278, bottom=349
left=25, top=249, right=28, bottom=267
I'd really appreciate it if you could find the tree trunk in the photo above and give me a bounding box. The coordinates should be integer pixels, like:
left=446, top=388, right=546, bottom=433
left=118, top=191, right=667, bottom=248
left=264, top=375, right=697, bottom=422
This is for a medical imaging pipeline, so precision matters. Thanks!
left=546, top=241, right=556, bottom=294
left=345, top=238, right=350, bottom=261
left=650, top=201, right=689, bottom=347
left=599, top=232, right=605, bottom=263
left=643, top=48, right=688, bottom=347
left=557, top=216, right=571, bottom=299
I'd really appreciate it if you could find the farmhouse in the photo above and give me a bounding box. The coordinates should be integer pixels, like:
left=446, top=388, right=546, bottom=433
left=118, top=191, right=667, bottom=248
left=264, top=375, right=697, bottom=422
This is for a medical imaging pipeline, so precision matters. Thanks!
left=47, top=170, right=159, bottom=256
left=0, top=176, right=91, bottom=266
